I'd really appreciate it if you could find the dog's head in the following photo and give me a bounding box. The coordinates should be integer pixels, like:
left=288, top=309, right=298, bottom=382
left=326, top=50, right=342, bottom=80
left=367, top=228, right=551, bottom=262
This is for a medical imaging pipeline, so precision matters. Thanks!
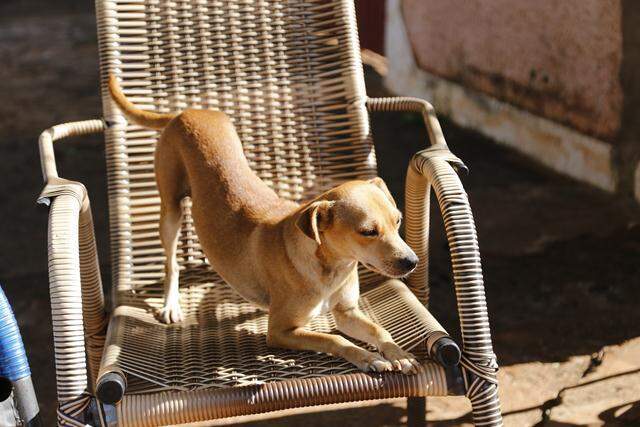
left=296, top=178, right=418, bottom=278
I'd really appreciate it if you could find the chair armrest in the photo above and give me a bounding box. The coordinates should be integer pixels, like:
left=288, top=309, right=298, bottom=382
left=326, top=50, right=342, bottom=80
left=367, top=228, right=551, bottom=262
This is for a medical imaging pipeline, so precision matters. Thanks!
left=368, top=96, right=498, bottom=380
left=406, top=150, right=498, bottom=375
left=366, top=96, right=448, bottom=149
left=366, top=96, right=467, bottom=302
left=38, top=119, right=105, bottom=183
left=37, top=120, right=108, bottom=404
left=406, top=153, right=500, bottom=420
left=366, top=96, right=468, bottom=172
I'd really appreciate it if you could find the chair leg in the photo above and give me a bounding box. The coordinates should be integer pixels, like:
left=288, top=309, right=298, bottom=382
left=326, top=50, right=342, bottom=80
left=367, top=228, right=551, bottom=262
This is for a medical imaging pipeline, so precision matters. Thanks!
left=468, top=379, right=503, bottom=427
left=407, top=396, right=426, bottom=427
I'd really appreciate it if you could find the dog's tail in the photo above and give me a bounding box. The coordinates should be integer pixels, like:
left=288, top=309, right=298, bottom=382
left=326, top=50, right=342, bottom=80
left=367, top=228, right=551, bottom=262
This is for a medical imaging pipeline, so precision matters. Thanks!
left=108, top=74, right=175, bottom=130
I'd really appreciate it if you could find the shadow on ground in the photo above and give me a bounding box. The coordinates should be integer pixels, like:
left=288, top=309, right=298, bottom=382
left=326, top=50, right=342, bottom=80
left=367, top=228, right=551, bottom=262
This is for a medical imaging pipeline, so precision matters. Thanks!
left=1, top=1, right=639, bottom=425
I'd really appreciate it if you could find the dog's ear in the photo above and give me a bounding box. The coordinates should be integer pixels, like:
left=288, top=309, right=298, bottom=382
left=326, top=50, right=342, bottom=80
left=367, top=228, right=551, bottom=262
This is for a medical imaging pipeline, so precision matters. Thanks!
left=368, top=177, right=396, bottom=207
left=295, top=201, right=334, bottom=245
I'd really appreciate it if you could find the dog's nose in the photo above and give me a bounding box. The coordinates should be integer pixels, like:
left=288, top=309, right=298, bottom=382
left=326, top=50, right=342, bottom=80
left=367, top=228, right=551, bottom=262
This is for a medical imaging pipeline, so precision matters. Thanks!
left=396, top=255, right=418, bottom=272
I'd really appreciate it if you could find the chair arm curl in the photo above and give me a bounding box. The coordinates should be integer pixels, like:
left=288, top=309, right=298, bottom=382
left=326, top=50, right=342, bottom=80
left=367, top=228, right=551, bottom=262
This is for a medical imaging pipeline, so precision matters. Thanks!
left=36, top=120, right=108, bottom=423
left=366, top=96, right=451, bottom=151
left=366, top=97, right=467, bottom=302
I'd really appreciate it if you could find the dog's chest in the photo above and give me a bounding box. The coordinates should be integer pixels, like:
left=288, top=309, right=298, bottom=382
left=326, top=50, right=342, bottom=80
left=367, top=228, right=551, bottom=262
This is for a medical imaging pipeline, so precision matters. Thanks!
left=307, top=264, right=356, bottom=318
left=309, top=299, right=332, bottom=317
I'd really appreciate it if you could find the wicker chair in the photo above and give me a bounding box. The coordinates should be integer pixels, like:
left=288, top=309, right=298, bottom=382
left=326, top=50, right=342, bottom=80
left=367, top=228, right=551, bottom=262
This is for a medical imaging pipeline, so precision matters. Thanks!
left=37, top=1, right=502, bottom=425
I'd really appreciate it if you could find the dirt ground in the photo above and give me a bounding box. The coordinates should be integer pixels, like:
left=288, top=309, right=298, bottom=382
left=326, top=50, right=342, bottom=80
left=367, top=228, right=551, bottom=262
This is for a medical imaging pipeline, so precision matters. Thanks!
left=1, top=1, right=639, bottom=426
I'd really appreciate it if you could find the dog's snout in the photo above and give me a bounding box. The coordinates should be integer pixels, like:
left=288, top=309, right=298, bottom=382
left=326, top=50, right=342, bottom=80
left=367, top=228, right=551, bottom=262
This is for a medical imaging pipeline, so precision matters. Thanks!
left=396, top=255, right=418, bottom=272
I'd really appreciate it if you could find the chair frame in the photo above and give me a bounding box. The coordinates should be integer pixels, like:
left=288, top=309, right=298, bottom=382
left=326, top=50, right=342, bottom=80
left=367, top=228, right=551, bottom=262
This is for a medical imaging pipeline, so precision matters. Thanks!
left=36, top=1, right=503, bottom=426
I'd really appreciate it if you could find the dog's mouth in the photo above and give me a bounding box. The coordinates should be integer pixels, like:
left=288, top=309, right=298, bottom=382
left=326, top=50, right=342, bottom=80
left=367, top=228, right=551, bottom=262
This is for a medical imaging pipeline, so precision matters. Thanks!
left=362, top=262, right=413, bottom=279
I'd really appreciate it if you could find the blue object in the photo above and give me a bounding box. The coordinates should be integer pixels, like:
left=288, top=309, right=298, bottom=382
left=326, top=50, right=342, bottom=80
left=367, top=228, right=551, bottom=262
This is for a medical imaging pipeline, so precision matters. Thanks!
left=0, top=285, right=30, bottom=381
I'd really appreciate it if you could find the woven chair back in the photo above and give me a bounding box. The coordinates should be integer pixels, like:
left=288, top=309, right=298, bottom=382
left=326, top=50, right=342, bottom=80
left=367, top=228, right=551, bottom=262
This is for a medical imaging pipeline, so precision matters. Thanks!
left=95, top=0, right=376, bottom=296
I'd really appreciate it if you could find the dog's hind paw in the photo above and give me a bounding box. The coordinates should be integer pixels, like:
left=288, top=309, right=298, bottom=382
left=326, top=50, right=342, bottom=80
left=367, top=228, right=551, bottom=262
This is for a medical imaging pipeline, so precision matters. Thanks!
left=158, top=301, right=184, bottom=324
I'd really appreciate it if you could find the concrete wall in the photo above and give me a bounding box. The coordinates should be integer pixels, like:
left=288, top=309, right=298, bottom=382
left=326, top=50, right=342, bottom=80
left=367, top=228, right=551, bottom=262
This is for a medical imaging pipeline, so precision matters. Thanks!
left=386, top=0, right=640, bottom=201
left=402, top=0, right=622, bottom=142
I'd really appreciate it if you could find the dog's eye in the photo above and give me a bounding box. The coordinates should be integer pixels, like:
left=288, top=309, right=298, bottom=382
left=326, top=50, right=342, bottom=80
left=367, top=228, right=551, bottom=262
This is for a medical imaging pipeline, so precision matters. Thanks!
left=396, top=216, right=402, bottom=225
left=359, top=227, right=379, bottom=237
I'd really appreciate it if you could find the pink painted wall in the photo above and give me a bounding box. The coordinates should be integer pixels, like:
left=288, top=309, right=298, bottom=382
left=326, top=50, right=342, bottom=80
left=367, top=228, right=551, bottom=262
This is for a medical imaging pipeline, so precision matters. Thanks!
left=401, top=0, right=623, bottom=142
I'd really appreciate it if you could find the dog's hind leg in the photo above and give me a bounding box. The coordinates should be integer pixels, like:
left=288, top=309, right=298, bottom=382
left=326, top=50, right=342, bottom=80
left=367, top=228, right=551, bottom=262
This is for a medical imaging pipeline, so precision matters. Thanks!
left=155, top=135, right=187, bottom=323
left=158, top=201, right=184, bottom=323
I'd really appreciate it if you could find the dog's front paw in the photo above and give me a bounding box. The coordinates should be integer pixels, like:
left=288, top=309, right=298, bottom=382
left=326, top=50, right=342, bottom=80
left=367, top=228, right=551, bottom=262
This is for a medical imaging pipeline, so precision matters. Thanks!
left=344, top=347, right=393, bottom=373
left=158, top=299, right=184, bottom=324
left=379, top=342, right=422, bottom=375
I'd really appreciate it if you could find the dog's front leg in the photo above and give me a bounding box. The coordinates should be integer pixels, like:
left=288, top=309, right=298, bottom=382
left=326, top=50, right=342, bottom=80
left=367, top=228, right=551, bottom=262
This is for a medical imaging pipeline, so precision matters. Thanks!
left=332, top=305, right=421, bottom=374
left=267, top=318, right=393, bottom=372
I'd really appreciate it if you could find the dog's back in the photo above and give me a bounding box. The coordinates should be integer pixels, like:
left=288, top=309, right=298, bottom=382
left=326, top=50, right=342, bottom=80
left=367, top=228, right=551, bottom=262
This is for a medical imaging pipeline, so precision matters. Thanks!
left=109, top=75, right=296, bottom=310
left=108, top=74, right=292, bottom=222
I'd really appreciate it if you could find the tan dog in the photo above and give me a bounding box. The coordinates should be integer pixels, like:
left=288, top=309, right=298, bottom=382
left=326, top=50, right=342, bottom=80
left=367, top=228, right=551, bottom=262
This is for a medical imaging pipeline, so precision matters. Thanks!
left=109, top=75, right=421, bottom=373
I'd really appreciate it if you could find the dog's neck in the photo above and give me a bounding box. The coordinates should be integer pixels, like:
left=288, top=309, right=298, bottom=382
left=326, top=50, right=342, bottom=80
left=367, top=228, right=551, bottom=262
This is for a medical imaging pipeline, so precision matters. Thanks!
left=315, top=242, right=355, bottom=274
left=283, top=218, right=357, bottom=285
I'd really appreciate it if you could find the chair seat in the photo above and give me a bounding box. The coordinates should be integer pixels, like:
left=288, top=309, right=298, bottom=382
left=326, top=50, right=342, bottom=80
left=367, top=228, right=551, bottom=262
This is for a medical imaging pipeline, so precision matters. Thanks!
left=102, top=269, right=446, bottom=395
